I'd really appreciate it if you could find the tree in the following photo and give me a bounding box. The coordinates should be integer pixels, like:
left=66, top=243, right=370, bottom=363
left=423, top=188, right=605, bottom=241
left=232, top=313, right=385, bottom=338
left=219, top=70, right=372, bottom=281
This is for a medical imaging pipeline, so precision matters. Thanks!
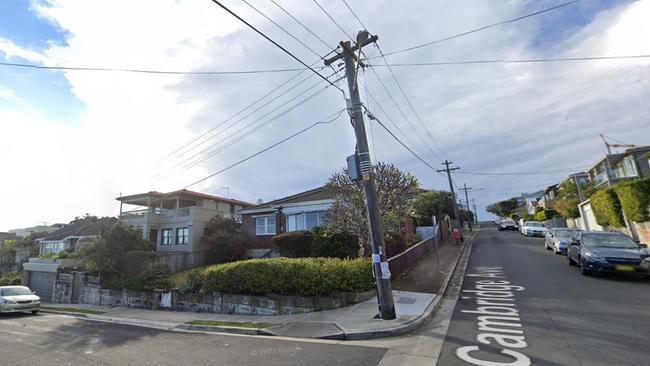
left=412, top=190, right=454, bottom=226
left=486, top=198, right=521, bottom=218
left=77, top=223, right=153, bottom=276
left=325, top=162, right=419, bottom=257
left=200, top=216, right=247, bottom=263
left=554, top=179, right=597, bottom=219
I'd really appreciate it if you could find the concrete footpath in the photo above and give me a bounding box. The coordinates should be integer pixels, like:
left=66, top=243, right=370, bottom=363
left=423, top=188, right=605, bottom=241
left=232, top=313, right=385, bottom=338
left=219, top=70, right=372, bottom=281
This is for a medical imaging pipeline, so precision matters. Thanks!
left=42, top=231, right=474, bottom=341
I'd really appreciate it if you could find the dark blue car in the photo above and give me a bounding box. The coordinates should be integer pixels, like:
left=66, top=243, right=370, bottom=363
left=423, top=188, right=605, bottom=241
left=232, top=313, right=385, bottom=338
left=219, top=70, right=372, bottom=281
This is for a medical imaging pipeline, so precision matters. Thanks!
left=567, top=231, right=650, bottom=277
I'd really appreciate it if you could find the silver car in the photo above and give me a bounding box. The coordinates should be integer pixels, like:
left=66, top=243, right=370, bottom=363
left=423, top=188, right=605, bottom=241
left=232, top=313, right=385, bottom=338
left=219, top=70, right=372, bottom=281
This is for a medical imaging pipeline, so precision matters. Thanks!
left=0, top=286, right=41, bottom=314
left=545, top=228, right=581, bottom=254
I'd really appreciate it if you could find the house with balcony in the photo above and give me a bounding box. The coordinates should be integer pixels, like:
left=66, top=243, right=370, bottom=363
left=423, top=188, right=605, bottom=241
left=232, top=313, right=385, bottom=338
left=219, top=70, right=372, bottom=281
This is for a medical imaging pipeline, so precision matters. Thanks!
left=38, top=216, right=117, bottom=255
left=117, top=189, right=252, bottom=254
left=538, top=184, right=559, bottom=209
left=587, top=146, right=650, bottom=188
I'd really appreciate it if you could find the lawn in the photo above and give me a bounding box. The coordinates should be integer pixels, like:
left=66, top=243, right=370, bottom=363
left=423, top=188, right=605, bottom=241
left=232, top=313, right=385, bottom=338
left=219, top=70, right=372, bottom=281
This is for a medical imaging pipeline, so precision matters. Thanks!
left=171, top=265, right=213, bottom=287
left=186, top=320, right=277, bottom=329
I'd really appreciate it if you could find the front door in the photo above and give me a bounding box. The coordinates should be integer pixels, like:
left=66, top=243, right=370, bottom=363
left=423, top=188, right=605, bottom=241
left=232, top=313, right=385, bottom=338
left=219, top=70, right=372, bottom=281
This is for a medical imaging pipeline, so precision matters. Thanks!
left=149, top=229, right=158, bottom=245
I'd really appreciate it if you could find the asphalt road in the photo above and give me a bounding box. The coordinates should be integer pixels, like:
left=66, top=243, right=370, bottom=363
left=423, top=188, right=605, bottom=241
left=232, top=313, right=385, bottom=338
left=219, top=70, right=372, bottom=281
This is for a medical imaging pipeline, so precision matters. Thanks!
left=438, top=227, right=650, bottom=366
left=0, top=313, right=385, bottom=366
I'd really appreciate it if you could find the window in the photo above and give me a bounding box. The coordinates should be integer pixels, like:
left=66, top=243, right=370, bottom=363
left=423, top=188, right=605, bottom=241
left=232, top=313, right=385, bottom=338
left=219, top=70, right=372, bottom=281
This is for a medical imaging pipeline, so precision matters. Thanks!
left=286, top=211, right=328, bottom=232
left=161, top=229, right=173, bottom=245
left=230, top=203, right=235, bottom=214
left=176, top=227, right=189, bottom=245
left=255, top=216, right=276, bottom=235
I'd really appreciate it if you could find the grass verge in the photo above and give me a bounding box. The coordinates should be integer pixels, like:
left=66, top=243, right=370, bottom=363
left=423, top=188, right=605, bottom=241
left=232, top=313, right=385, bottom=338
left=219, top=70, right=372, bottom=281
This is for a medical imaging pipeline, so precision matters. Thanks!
left=186, top=320, right=277, bottom=329
left=41, top=306, right=106, bottom=315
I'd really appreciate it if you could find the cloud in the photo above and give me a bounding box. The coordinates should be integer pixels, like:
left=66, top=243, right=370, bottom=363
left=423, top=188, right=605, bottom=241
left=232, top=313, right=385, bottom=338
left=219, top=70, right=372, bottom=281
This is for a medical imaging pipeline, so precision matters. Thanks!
left=0, top=85, right=24, bottom=104
left=1, top=0, right=649, bottom=230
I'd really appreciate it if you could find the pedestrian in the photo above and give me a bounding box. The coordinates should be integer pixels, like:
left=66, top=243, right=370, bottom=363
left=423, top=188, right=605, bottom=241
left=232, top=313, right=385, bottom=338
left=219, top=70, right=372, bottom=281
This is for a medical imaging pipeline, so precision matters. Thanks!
left=453, top=228, right=463, bottom=245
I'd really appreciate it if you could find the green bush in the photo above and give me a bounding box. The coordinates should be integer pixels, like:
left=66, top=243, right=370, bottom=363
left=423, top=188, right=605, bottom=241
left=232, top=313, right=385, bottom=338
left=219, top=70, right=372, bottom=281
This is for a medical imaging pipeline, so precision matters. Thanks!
left=614, top=178, right=650, bottom=223
left=0, top=272, right=22, bottom=286
left=272, top=231, right=312, bottom=258
left=179, top=270, right=205, bottom=293
left=103, top=264, right=173, bottom=291
left=591, top=188, right=625, bottom=227
left=535, top=209, right=558, bottom=222
left=311, top=227, right=358, bottom=258
left=202, top=257, right=374, bottom=296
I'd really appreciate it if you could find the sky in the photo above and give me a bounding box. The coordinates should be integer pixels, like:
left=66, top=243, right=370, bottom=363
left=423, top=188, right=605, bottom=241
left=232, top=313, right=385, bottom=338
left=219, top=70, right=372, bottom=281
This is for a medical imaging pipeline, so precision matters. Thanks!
left=1, top=0, right=649, bottom=230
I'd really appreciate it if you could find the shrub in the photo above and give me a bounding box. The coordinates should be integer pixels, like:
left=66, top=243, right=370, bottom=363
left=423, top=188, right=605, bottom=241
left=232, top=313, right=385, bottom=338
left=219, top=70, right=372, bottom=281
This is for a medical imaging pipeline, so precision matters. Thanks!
left=614, top=178, right=650, bottom=223
left=202, top=257, right=374, bottom=296
left=591, top=188, right=625, bottom=227
left=179, top=270, right=205, bottom=293
left=215, top=235, right=247, bottom=263
left=535, top=209, right=558, bottom=222
left=311, top=227, right=358, bottom=258
left=272, top=231, right=312, bottom=258
left=122, top=251, right=158, bottom=276
left=103, top=264, right=173, bottom=291
left=0, top=272, right=22, bottom=286
left=200, top=216, right=248, bottom=263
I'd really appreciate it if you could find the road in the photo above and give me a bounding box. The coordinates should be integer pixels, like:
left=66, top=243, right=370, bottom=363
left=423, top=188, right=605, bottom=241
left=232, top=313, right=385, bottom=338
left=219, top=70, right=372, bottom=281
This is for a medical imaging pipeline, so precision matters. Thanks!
left=438, top=227, right=650, bottom=366
left=0, top=313, right=385, bottom=366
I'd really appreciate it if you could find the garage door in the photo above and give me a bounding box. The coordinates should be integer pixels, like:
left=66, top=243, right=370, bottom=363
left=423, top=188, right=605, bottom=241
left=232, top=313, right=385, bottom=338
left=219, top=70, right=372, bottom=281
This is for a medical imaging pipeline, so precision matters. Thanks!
left=27, top=271, right=57, bottom=302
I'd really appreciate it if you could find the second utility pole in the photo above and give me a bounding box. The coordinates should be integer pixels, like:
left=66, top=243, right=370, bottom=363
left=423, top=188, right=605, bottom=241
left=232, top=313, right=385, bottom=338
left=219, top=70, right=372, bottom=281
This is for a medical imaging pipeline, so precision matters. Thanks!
left=460, top=183, right=473, bottom=230
left=325, top=32, right=396, bottom=320
left=438, top=160, right=462, bottom=234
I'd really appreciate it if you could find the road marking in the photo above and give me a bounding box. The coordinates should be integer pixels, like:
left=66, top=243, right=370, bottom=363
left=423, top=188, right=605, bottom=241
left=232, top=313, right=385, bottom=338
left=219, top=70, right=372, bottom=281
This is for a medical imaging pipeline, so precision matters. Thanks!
left=455, top=266, right=531, bottom=366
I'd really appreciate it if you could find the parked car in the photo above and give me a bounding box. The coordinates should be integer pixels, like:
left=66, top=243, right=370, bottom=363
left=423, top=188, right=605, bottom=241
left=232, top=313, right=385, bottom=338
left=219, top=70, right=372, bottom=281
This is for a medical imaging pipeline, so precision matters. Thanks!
left=521, top=221, right=549, bottom=237
left=545, top=228, right=581, bottom=254
left=498, top=219, right=518, bottom=231
left=567, top=231, right=650, bottom=277
left=0, top=286, right=40, bottom=314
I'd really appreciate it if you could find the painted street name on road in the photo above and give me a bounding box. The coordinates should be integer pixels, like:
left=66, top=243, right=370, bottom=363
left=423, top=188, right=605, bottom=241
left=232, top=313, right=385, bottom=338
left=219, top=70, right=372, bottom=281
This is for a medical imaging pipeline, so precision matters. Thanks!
left=455, top=266, right=532, bottom=366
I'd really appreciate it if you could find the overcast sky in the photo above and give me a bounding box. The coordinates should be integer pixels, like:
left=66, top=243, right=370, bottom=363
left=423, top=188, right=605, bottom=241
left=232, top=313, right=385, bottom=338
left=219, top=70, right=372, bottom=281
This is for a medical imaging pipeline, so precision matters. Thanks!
left=1, top=0, right=649, bottom=230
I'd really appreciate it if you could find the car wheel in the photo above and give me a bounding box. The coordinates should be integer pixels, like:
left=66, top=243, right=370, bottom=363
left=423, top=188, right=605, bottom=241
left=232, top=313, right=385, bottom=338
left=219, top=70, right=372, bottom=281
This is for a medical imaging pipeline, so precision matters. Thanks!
left=31, top=310, right=38, bottom=315
left=580, top=260, right=592, bottom=276
left=545, top=242, right=551, bottom=250
left=567, top=253, right=576, bottom=266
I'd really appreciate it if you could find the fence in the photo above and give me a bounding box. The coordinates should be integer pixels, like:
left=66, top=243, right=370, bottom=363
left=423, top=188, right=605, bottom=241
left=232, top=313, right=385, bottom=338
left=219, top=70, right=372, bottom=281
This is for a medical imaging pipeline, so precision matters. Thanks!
left=153, top=250, right=214, bottom=273
left=388, top=222, right=450, bottom=279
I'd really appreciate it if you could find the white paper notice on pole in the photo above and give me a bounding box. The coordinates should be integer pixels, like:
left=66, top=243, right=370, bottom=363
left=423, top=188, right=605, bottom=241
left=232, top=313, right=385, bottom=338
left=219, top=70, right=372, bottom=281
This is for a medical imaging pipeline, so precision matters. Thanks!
left=372, top=254, right=381, bottom=263
left=380, top=262, right=391, bottom=279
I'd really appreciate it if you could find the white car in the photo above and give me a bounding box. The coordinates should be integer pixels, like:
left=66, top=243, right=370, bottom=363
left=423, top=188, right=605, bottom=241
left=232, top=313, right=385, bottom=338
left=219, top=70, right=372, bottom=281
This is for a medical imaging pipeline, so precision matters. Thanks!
left=0, top=286, right=41, bottom=314
left=521, top=221, right=549, bottom=237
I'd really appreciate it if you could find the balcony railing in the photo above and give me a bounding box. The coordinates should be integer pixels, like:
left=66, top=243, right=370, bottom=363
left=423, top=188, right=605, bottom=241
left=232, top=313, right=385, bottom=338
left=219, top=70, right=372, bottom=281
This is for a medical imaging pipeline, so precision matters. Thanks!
left=119, top=207, right=192, bottom=221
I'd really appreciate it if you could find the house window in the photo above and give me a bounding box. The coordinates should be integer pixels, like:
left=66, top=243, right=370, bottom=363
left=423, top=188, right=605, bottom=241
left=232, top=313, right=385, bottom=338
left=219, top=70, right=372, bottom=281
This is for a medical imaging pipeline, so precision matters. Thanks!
left=230, top=204, right=235, bottom=214
left=161, top=229, right=173, bottom=245
left=286, top=211, right=328, bottom=232
left=622, top=157, right=637, bottom=177
left=255, top=216, right=276, bottom=235
left=176, top=228, right=189, bottom=245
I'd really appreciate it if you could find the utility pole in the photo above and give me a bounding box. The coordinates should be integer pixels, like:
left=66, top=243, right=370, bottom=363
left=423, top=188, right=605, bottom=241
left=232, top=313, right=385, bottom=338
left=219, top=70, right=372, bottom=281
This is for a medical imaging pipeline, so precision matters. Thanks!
left=460, top=183, right=473, bottom=230
left=324, top=32, right=396, bottom=320
left=472, top=198, right=479, bottom=226
left=437, top=161, right=462, bottom=234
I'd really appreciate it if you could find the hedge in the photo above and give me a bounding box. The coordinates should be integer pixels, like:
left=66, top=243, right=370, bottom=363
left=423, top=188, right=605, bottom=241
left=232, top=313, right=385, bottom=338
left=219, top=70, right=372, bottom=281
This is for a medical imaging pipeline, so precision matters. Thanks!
left=311, top=227, right=358, bottom=258
left=590, top=188, right=625, bottom=227
left=614, top=178, right=650, bottom=223
left=202, top=257, right=374, bottom=296
left=0, top=272, right=22, bottom=286
left=535, top=209, right=558, bottom=222
left=272, top=231, right=312, bottom=258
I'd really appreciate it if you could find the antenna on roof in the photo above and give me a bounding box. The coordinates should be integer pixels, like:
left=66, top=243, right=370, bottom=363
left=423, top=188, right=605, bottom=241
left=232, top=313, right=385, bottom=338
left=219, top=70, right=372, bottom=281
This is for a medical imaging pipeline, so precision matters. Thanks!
left=599, top=134, right=640, bottom=155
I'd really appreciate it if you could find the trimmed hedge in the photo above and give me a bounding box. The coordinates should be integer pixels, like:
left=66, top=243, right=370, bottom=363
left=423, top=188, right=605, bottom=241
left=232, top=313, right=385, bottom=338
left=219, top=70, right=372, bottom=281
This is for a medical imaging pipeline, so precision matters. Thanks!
left=272, top=231, right=312, bottom=258
left=614, top=178, right=650, bottom=223
left=591, top=188, right=625, bottom=227
left=202, top=257, right=374, bottom=296
left=311, top=227, right=358, bottom=258
left=0, top=272, right=22, bottom=286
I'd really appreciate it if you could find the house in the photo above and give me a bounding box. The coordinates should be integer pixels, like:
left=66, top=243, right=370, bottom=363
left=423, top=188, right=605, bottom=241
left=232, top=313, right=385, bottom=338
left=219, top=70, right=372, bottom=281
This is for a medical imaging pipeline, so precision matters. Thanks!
left=237, top=186, right=334, bottom=257
left=38, top=217, right=117, bottom=255
left=9, top=223, right=67, bottom=238
left=117, top=189, right=253, bottom=253
left=522, top=190, right=544, bottom=215
left=538, top=184, right=559, bottom=209
left=587, top=146, right=650, bottom=188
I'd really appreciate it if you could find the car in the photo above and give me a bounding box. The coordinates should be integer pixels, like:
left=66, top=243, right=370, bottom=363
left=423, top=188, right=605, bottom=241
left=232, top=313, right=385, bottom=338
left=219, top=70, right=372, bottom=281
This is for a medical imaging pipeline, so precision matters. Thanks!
left=545, top=227, right=581, bottom=254
left=566, top=231, right=650, bottom=277
left=498, top=219, right=518, bottom=231
left=0, top=286, right=41, bottom=314
left=521, top=221, right=549, bottom=237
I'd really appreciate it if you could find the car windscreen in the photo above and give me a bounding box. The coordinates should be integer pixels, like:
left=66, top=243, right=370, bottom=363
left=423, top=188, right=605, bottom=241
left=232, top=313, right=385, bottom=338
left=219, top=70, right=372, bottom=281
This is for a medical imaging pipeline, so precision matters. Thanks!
left=0, top=287, right=33, bottom=296
left=527, top=223, right=544, bottom=227
left=502, top=221, right=515, bottom=224
left=555, top=229, right=577, bottom=238
left=582, top=234, right=638, bottom=249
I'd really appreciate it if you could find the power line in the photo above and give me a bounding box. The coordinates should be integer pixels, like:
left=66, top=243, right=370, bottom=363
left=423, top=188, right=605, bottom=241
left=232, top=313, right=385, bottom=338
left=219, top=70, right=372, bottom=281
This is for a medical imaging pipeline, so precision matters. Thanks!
left=377, top=0, right=580, bottom=58
left=210, top=0, right=343, bottom=92
left=241, top=0, right=324, bottom=59
left=310, top=0, right=354, bottom=40
left=340, top=0, right=368, bottom=30
left=269, top=0, right=332, bottom=49
left=185, top=109, right=346, bottom=188
left=460, top=166, right=589, bottom=176
left=0, top=60, right=316, bottom=75
left=373, top=55, right=650, bottom=67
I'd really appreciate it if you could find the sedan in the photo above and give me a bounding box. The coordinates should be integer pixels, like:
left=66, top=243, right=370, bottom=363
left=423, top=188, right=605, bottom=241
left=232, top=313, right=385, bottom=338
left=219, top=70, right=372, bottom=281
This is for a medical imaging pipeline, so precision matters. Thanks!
left=0, top=286, right=41, bottom=314
left=498, top=220, right=518, bottom=231
left=522, top=221, right=549, bottom=237
left=567, top=231, right=650, bottom=277
left=545, top=227, right=581, bottom=254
